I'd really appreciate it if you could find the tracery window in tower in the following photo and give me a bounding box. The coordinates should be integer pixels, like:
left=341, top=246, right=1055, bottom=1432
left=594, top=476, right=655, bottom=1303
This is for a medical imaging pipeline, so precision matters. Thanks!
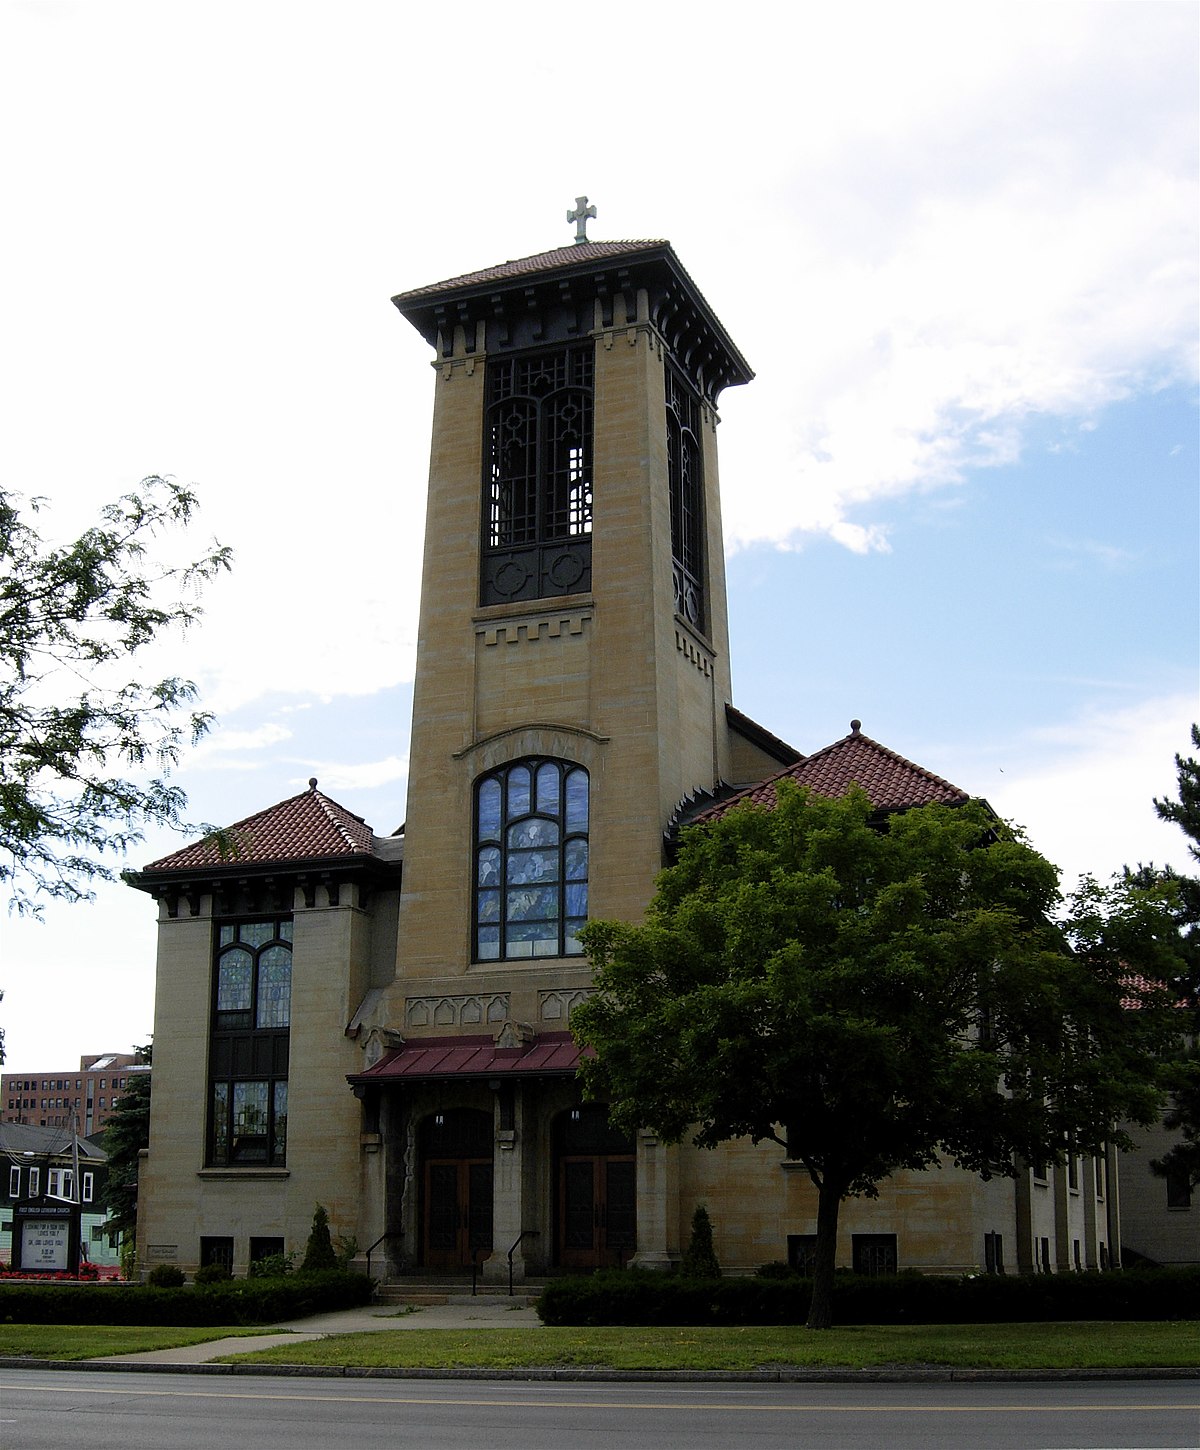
left=474, top=759, right=588, bottom=960
left=666, top=363, right=704, bottom=631
left=481, top=346, right=593, bottom=605
left=207, top=918, right=291, bottom=1166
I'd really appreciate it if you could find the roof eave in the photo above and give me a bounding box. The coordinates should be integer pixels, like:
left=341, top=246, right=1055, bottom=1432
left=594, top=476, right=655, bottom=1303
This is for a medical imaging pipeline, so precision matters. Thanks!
left=125, top=850, right=402, bottom=896
left=393, top=241, right=754, bottom=397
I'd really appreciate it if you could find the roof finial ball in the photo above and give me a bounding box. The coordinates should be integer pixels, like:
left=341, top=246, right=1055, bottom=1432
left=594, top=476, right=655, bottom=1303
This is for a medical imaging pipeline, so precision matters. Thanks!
left=567, top=195, right=596, bottom=244
left=850, top=720, right=862, bottom=735
left=308, top=777, right=318, bottom=791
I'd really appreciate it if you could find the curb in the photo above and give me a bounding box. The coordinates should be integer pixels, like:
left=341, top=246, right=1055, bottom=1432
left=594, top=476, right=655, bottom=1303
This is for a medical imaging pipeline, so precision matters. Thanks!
left=1, top=1357, right=1197, bottom=1383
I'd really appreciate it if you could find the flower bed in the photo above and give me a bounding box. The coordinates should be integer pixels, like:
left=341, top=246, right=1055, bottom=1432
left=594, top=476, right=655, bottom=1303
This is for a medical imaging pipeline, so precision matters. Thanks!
left=0, top=1264, right=100, bottom=1282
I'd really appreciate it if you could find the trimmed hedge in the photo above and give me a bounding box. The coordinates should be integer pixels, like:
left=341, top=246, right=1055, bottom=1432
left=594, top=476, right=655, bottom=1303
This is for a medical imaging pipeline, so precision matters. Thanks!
left=0, top=1269, right=373, bottom=1326
left=536, top=1266, right=1200, bottom=1326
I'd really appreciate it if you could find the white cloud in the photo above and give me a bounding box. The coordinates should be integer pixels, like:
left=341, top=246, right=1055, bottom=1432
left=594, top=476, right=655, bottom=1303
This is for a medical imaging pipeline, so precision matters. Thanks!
left=1043, top=539, right=1141, bottom=572
left=715, top=7, right=1198, bottom=553
left=941, top=693, right=1197, bottom=892
left=0, top=1, right=1194, bottom=1074
left=191, top=723, right=293, bottom=756
left=302, top=755, right=409, bottom=794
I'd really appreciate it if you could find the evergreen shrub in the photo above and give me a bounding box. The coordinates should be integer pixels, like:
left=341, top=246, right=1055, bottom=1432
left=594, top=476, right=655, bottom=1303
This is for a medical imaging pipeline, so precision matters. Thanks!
left=679, top=1205, right=721, bottom=1279
left=193, top=1263, right=232, bottom=1285
left=146, top=1264, right=186, bottom=1288
left=536, top=1266, right=1200, bottom=1327
left=300, top=1205, right=339, bottom=1274
left=0, top=1270, right=373, bottom=1326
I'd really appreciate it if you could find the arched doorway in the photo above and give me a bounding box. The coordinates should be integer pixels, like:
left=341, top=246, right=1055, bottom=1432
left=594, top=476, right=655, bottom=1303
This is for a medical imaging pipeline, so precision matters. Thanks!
left=418, top=1107, right=493, bottom=1270
left=553, top=1104, right=636, bottom=1269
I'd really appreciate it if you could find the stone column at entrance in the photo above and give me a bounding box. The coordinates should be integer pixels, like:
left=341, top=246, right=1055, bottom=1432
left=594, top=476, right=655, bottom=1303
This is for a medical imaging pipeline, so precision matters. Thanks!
left=629, top=1130, right=679, bottom=1270
left=486, top=1082, right=530, bottom=1283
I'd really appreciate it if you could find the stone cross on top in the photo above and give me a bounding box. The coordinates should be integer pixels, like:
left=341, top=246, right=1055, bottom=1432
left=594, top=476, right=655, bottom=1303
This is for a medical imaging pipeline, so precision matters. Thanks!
left=567, top=195, right=596, bottom=244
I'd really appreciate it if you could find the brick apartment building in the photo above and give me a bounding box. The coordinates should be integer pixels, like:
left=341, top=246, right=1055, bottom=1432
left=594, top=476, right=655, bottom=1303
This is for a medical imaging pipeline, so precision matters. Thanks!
left=2, top=1054, right=145, bottom=1136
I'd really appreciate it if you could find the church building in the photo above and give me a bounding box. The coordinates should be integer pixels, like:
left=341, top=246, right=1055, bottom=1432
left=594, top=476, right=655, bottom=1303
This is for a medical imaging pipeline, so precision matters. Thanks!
left=128, top=225, right=1120, bottom=1283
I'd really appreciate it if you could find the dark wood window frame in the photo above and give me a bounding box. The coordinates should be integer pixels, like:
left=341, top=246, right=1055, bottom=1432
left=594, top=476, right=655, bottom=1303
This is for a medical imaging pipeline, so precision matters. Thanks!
left=481, top=344, right=593, bottom=606
left=207, top=918, right=291, bottom=1167
left=200, top=1235, right=234, bottom=1271
left=666, top=362, right=705, bottom=632
left=852, top=1232, right=898, bottom=1276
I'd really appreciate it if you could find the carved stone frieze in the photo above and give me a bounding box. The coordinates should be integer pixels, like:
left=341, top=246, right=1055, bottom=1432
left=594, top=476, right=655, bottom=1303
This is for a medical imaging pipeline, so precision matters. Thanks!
left=675, top=627, right=713, bottom=677
left=478, top=610, right=592, bottom=648
left=405, top=993, right=510, bottom=1030
left=538, top=988, right=593, bottom=1023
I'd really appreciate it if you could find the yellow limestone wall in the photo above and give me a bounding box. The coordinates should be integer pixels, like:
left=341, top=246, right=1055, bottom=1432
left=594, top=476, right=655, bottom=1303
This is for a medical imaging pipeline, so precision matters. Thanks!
left=372, top=318, right=738, bottom=1041
left=140, top=885, right=393, bottom=1276
left=676, top=1136, right=1020, bottom=1275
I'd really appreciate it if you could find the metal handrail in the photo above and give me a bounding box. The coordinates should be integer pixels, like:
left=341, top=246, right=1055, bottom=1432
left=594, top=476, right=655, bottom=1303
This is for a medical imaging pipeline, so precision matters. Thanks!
left=364, top=1229, right=403, bottom=1283
left=507, top=1229, right=539, bottom=1296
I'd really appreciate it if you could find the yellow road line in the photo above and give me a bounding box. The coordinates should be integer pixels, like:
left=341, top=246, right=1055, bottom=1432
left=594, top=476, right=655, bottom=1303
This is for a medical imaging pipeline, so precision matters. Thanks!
left=2, top=1383, right=1197, bottom=1414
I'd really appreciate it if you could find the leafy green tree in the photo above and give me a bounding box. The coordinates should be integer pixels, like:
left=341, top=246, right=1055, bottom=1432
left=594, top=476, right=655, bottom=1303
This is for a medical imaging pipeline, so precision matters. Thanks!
left=0, top=477, right=231, bottom=916
left=1141, top=724, right=1200, bottom=1189
left=1151, top=724, right=1200, bottom=1002
left=300, top=1203, right=339, bottom=1273
left=575, top=784, right=1175, bottom=1329
left=100, top=1042, right=152, bottom=1248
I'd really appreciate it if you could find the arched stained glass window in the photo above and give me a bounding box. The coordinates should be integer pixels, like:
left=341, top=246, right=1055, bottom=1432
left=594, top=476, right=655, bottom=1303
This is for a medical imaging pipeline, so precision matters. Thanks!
left=474, top=759, right=588, bottom=960
left=209, top=918, right=291, bottom=1166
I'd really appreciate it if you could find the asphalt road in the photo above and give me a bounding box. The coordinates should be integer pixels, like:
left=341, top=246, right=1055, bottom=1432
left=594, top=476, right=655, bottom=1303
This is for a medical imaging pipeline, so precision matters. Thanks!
left=1, top=1370, right=1198, bottom=1450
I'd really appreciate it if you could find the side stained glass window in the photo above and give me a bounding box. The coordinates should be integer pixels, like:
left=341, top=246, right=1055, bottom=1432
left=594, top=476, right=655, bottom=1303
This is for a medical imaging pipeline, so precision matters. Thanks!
left=474, top=759, right=588, bottom=960
left=208, top=918, right=291, bottom=1167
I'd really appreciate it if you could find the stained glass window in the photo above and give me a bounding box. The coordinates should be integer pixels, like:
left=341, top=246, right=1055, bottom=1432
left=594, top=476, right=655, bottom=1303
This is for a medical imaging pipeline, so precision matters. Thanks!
left=474, top=759, right=588, bottom=960
left=273, top=1081, right=288, bottom=1162
left=211, top=1082, right=229, bottom=1162
left=256, top=945, right=292, bottom=1029
left=208, top=918, right=290, bottom=1166
left=216, top=949, right=253, bottom=1015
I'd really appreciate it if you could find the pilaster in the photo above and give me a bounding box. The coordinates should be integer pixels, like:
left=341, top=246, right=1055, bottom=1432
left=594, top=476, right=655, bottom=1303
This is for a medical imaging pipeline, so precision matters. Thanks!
left=629, top=1131, right=680, bottom=1269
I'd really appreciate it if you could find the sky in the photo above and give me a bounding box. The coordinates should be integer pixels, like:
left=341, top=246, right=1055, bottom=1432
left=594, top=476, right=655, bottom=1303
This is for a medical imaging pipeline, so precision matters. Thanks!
left=0, top=0, right=1196, bottom=1075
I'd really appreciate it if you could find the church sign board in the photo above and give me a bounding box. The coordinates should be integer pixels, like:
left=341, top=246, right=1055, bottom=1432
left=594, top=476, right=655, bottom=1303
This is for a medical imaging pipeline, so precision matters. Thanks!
left=12, top=1202, right=79, bottom=1273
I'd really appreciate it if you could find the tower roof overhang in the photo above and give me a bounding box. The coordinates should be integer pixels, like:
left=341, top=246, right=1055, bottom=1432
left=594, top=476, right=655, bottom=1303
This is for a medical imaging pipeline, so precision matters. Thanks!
left=393, top=240, right=753, bottom=404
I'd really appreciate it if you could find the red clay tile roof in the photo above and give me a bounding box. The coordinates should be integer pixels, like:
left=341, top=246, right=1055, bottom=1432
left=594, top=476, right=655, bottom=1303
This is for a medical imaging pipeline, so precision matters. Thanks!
left=348, top=1032, right=585, bottom=1084
left=696, top=722, right=970, bottom=824
left=393, top=241, right=670, bottom=303
left=143, top=785, right=375, bottom=873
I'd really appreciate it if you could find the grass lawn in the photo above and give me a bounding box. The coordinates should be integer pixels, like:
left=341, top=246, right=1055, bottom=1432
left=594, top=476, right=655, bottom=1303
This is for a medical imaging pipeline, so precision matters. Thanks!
left=223, top=1321, right=1200, bottom=1372
left=1, top=1320, right=1195, bottom=1371
left=0, top=1325, right=271, bottom=1361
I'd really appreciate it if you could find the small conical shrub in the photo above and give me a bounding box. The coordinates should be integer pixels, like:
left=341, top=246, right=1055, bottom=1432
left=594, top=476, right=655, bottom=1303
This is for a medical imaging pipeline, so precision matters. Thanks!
left=680, top=1203, right=721, bottom=1278
left=300, top=1203, right=338, bottom=1273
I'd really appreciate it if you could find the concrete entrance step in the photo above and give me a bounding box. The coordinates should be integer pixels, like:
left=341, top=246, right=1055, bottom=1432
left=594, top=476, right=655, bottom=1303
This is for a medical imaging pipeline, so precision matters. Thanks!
left=376, top=1278, right=546, bottom=1307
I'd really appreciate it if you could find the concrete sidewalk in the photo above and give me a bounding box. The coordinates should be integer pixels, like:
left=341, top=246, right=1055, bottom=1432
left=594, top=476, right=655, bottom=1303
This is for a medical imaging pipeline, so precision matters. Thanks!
left=90, top=1297, right=543, bottom=1366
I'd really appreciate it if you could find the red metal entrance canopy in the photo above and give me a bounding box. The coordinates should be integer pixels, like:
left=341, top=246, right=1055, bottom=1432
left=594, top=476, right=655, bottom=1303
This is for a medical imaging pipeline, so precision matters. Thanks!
left=347, top=1031, right=586, bottom=1086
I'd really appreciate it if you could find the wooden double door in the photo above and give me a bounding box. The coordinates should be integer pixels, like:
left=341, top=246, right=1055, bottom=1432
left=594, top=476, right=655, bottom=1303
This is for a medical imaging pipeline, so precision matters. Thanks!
left=555, top=1104, right=637, bottom=1270
left=418, top=1103, right=636, bottom=1272
left=419, top=1109, right=494, bottom=1271
left=423, top=1158, right=494, bottom=1270
left=558, top=1153, right=636, bottom=1269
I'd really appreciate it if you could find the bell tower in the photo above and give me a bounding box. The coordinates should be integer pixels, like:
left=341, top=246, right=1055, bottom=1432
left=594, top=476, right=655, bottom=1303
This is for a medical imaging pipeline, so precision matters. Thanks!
left=386, top=231, right=766, bottom=1024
